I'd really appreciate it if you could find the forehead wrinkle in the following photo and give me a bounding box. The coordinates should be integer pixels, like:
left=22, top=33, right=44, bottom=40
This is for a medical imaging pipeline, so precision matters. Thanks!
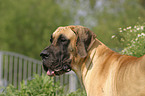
left=53, top=27, right=76, bottom=40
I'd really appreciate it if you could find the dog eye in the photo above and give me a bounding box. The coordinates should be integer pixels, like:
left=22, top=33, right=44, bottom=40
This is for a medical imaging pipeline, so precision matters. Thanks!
left=58, top=34, right=69, bottom=44
left=60, top=37, right=67, bottom=42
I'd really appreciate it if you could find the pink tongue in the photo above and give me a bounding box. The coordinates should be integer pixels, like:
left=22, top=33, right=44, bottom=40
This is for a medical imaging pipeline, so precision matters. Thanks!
left=47, top=69, right=55, bottom=76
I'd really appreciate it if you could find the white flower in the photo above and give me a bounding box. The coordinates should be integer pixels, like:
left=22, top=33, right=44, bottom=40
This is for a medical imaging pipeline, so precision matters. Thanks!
left=119, top=28, right=122, bottom=30
left=130, top=30, right=132, bottom=32
left=123, top=28, right=126, bottom=31
left=141, top=26, right=144, bottom=30
left=137, top=33, right=145, bottom=37
left=120, top=30, right=122, bottom=32
left=138, top=34, right=141, bottom=37
left=127, top=26, right=131, bottom=29
left=122, top=49, right=126, bottom=53
left=111, top=35, right=115, bottom=38
left=137, top=28, right=140, bottom=30
left=134, top=26, right=136, bottom=28
left=141, top=33, right=145, bottom=36
left=135, top=38, right=138, bottom=41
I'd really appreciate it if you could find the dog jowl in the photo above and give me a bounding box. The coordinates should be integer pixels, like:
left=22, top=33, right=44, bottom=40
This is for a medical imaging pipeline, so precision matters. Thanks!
left=40, top=34, right=72, bottom=76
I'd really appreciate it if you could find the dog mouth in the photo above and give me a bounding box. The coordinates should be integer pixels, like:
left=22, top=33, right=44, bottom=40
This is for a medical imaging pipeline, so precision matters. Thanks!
left=42, top=59, right=72, bottom=76
left=46, top=67, right=71, bottom=76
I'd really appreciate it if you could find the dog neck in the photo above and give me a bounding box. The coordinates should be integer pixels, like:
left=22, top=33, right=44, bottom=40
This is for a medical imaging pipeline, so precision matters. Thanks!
left=72, top=39, right=111, bottom=90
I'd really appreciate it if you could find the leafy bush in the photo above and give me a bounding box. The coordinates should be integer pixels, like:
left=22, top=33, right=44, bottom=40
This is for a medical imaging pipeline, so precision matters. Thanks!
left=0, top=74, right=86, bottom=96
left=112, top=21, right=145, bottom=57
left=1, top=74, right=63, bottom=96
left=67, top=89, right=87, bottom=96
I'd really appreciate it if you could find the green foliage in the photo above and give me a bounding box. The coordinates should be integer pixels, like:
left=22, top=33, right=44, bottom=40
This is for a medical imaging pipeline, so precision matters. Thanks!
left=1, top=74, right=64, bottom=96
left=0, top=74, right=86, bottom=96
left=0, top=0, right=71, bottom=59
left=67, top=89, right=87, bottom=96
left=112, top=21, right=145, bottom=57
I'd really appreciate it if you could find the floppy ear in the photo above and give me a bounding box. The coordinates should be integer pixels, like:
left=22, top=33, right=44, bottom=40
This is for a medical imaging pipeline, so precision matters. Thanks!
left=71, top=26, right=96, bottom=58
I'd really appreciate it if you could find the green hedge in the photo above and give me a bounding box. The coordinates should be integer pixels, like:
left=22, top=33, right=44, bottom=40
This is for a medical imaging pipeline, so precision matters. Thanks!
left=0, top=74, right=86, bottom=96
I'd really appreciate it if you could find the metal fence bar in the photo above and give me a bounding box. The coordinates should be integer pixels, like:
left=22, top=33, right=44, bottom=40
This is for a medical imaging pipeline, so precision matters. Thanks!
left=37, top=64, right=41, bottom=75
left=60, top=75, right=63, bottom=86
left=64, top=74, right=68, bottom=93
left=18, top=57, right=22, bottom=89
left=69, top=72, right=77, bottom=93
left=23, top=59, right=27, bottom=80
left=14, top=56, right=18, bottom=87
left=33, top=62, right=36, bottom=75
left=9, top=55, right=13, bottom=84
left=0, top=52, right=3, bottom=86
left=4, top=55, right=8, bottom=86
left=28, top=61, right=32, bottom=80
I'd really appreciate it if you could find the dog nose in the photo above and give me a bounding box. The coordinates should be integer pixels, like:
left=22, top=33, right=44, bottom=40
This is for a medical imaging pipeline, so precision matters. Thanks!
left=40, top=51, right=49, bottom=59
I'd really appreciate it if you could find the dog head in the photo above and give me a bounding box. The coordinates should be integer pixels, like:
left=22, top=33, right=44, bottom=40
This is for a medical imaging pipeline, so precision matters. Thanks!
left=40, top=25, right=96, bottom=76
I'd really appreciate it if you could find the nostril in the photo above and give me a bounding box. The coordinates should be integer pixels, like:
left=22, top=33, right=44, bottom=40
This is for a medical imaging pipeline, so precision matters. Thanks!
left=40, top=52, right=49, bottom=59
left=44, top=54, right=49, bottom=58
left=40, top=52, right=44, bottom=56
left=40, top=53, right=43, bottom=56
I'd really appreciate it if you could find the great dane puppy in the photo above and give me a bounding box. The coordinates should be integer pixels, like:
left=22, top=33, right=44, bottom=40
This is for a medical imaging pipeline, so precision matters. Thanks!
left=40, top=25, right=145, bottom=96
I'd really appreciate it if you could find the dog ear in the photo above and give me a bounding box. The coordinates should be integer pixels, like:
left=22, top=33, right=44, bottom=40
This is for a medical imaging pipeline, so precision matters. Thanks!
left=70, top=26, right=96, bottom=58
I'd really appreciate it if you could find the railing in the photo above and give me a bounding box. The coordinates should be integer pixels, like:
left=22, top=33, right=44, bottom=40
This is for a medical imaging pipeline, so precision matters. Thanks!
left=0, top=51, right=79, bottom=93
left=0, top=51, right=43, bottom=89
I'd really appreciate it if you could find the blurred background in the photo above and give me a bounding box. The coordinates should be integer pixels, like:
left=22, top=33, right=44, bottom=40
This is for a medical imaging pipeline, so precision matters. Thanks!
left=0, top=0, right=145, bottom=59
left=0, top=0, right=145, bottom=95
